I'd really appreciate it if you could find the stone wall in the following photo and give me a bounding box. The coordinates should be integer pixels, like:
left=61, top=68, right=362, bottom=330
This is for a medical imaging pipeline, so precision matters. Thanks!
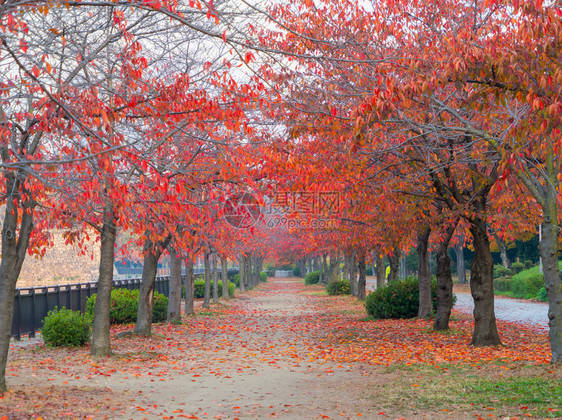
left=17, top=231, right=100, bottom=288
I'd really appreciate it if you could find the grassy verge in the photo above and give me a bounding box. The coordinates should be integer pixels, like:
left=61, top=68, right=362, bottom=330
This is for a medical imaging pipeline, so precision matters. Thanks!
left=367, top=363, right=562, bottom=418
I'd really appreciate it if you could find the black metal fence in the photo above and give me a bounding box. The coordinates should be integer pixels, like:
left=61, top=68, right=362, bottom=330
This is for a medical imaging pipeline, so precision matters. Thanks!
left=11, top=276, right=170, bottom=340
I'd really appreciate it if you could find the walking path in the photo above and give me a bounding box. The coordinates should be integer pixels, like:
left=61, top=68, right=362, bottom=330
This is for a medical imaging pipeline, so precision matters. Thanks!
left=454, top=292, right=549, bottom=331
left=3, top=278, right=554, bottom=419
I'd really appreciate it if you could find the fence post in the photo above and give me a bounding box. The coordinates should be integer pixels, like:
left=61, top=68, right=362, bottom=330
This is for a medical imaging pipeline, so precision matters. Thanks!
left=14, top=290, right=21, bottom=341
left=30, top=288, right=36, bottom=338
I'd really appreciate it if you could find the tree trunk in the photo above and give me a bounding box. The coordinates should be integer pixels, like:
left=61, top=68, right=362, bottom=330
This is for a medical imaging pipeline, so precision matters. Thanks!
left=244, top=253, right=251, bottom=289
left=238, top=254, right=246, bottom=292
left=329, top=252, right=339, bottom=283
left=540, top=197, right=562, bottom=363
left=184, top=257, right=195, bottom=315
left=357, top=250, right=366, bottom=300
left=135, top=235, right=171, bottom=336
left=203, top=250, right=211, bottom=309
left=349, top=250, right=358, bottom=297
left=434, top=221, right=457, bottom=330
left=254, top=253, right=264, bottom=286
left=515, top=148, right=562, bottom=362
left=493, top=231, right=510, bottom=268
left=91, top=203, right=117, bottom=357
left=371, top=252, right=376, bottom=282
left=376, top=253, right=385, bottom=289
left=342, top=252, right=350, bottom=281
left=252, top=253, right=259, bottom=287
left=387, top=250, right=400, bottom=282
left=454, top=243, right=466, bottom=284
left=212, top=251, right=218, bottom=303
left=469, top=216, right=501, bottom=346
left=321, top=254, right=328, bottom=284
left=313, top=256, right=319, bottom=272
left=0, top=178, right=35, bottom=392
left=417, top=226, right=432, bottom=318
left=297, top=258, right=306, bottom=278
left=167, top=246, right=182, bottom=323
left=221, top=256, right=229, bottom=298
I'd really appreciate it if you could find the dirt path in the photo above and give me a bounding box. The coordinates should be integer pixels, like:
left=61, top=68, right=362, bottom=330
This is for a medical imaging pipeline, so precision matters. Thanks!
left=3, top=278, right=556, bottom=419
left=5, top=279, right=385, bottom=419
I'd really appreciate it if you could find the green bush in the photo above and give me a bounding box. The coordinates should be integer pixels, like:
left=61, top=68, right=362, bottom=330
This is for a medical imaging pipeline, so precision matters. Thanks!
left=493, top=264, right=512, bottom=279
left=194, top=279, right=234, bottom=298
left=511, top=272, right=544, bottom=299
left=86, top=289, right=168, bottom=324
left=41, top=307, right=91, bottom=347
left=326, top=278, right=351, bottom=295
left=536, top=286, right=548, bottom=302
left=364, top=277, right=456, bottom=319
left=523, top=260, right=534, bottom=269
left=510, top=261, right=525, bottom=274
left=260, top=271, right=267, bottom=282
left=304, top=270, right=320, bottom=285
left=227, top=281, right=235, bottom=296
left=293, top=266, right=301, bottom=277
left=493, top=277, right=512, bottom=292
left=366, top=265, right=373, bottom=276
left=152, top=291, right=169, bottom=322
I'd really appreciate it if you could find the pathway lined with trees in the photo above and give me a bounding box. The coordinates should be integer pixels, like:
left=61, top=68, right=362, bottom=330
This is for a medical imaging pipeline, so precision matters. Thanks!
left=1, top=0, right=562, bottom=408
left=4, top=278, right=558, bottom=419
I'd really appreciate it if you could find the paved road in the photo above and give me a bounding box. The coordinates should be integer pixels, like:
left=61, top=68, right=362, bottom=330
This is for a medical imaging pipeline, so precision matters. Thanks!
left=367, top=277, right=550, bottom=331
left=454, top=292, right=549, bottom=331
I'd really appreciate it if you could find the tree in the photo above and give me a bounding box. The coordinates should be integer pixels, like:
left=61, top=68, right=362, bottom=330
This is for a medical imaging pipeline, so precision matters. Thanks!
left=167, top=246, right=183, bottom=323
left=416, top=226, right=432, bottom=318
left=135, top=235, right=172, bottom=336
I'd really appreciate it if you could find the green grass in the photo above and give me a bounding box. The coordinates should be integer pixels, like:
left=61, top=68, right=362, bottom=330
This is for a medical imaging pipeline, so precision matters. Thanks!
left=371, top=364, right=562, bottom=418
left=458, top=376, right=562, bottom=412
left=303, top=290, right=328, bottom=296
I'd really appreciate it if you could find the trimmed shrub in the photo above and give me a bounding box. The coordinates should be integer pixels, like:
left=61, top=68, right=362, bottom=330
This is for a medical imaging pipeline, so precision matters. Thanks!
left=227, top=281, right=235, bottom=296
left=511, top=272, right=544, bottom=299
left=304, top=270, right=320, bottom=285
left=536, top=287, right=548, bottom=302
left=523, top=260, right=534, bottom=269
left=365, top=277, right=420, bottom=319
left=493, top=264, right=512, bottom=279
left=194, top=279, right=234, bottom=298
left=194, top=279, right=206, bottom=298
left=364, top=277, right=456, bottom=319
left=326, top=278, right=351, bottom=295
left=152, top=291, right=169, bottom=322
left=293, top=266, right=301, bottom=277
left=366, top=265, right=373, bottom=276
left=86, top=289, right=168, bottom=324
left=260, top=271, right=267, bottom=282
left=493, top=277, right=512, bottom=292
left=41, top=307, right=91, bottom=347
left=510, top=261, right=525, bottom=274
